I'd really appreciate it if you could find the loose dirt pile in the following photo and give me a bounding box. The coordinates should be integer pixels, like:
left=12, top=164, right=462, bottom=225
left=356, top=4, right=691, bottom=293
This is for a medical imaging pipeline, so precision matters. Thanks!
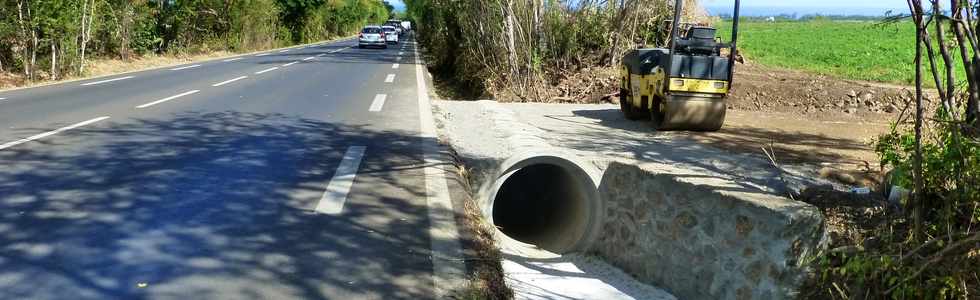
left=728, top=62, right=932, bottom=122
left=560, top=60, right=925, bottom=123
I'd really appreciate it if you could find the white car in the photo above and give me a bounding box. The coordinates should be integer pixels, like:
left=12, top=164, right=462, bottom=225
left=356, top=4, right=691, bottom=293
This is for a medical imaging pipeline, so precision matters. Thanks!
left=385, top=20, right=404, bottom=36
left=358, top=26, right=387, bottom=49
left=382, top=26, right=399, bottom=44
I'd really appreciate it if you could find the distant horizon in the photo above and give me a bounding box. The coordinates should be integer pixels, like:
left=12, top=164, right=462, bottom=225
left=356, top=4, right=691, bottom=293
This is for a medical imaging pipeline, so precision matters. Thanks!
left=706, top=5, right=907, bottom=17
left=388, top=2, right=902, bottom=17
left=388, top=2, right=904, bottom=17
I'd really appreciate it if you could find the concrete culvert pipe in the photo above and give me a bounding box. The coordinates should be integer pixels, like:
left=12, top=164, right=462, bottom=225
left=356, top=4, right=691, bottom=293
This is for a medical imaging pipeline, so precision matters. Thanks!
left=486, top=153, right=603, bottom=254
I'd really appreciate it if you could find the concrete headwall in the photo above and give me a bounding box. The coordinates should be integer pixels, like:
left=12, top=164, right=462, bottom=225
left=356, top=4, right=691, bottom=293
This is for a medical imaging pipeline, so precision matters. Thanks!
left=592, top=162, right=826, bottom=300
left=435, top=100, right=827, bottom=299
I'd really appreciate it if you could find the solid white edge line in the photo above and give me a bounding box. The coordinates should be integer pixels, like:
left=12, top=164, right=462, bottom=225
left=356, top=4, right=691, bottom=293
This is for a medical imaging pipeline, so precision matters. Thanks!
left=385, top=74, right=396, bottom=83
left=416, top=39, right=465, bottom=297
left=223, top=57, right=243, bottom=62
left=255, top=67, right=279, bottom=74
left=369, top=94, right=387, bottom=112
left=314, top=146, right=367, bottom=214
left=282, top=62, right=298, bottom=67
left=0, top=116, right=110, bottom=150
left=212, top=76, right=248, bottom=87
left=0, top=98, right=6, bottom=100
left=256, top=53, right=270, bottom=57
left=136, top=90, right=200, bottom=109
left=279, top=49, right=289, bottom=53
left=80, top=76, right=134, bottom=86
left=170, top=64, right=201, bottom=71
left=392, top=64, right=400, bottom=69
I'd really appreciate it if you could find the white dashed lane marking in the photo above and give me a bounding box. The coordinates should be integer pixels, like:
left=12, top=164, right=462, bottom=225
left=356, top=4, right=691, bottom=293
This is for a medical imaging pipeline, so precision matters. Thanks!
left=80, top=76, right=134, bottom=86
left=255, top=67, right=279, bottom=74
left=385, top=74, right=396, bottom=83
left=314, top=146, right=367, bottom=215
left=212, top=76, right=247, bottom=87
left=0, top=116, right=111, bottom=150
left=370, top=94, right=387, bottom=112
left=136, top=90, right=200, bottom=109
left=170, top=64, right=201, bottom=71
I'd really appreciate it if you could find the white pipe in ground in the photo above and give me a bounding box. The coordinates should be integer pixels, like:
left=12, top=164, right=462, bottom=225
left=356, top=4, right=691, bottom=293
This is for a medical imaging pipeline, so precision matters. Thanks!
left=485, top=150, right=603, bottom=253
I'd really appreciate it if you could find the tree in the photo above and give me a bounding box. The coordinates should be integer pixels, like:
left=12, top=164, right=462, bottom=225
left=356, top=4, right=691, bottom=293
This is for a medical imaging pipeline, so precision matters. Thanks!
left=0, top=0, right=388, bottom=82
left=383, top=1, right=395, bottom=18
left=402, top=0, right=694, bottom=100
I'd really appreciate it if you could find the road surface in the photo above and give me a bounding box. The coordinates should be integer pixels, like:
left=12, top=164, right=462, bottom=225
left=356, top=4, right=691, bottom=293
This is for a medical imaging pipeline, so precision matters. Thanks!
left=0, top=36, right=462, bottom=299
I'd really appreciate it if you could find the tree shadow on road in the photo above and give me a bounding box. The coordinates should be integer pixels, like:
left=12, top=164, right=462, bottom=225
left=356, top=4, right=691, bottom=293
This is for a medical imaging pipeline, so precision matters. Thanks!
left=0, top=111, right=457, bottom=300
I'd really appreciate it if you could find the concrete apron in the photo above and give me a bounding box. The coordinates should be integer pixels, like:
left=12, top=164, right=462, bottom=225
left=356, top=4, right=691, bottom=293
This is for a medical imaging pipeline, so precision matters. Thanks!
left=471, top=101, right=826, bottom=300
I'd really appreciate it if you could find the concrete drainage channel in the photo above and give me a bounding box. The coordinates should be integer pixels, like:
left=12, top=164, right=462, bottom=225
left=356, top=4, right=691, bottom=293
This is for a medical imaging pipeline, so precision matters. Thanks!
left=439, top=101, right=828, bottom=300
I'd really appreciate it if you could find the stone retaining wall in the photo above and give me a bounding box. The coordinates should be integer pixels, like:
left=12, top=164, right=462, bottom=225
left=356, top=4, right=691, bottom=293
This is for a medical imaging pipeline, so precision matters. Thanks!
left=592, top=162, right=826, bottom=300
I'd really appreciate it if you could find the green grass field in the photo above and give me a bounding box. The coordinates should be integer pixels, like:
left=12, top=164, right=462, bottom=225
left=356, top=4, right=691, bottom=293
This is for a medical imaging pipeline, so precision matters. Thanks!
left=717, top=20, right=966, bottom=85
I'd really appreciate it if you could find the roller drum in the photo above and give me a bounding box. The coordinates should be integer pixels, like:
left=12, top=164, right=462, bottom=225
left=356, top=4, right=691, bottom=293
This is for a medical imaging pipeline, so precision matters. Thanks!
left=658, top=94, right=726, bottom=131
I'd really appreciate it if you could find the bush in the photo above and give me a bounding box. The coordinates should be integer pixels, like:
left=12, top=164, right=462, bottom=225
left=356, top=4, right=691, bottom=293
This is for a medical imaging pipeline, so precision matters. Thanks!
left=404, top=0, right=706, bottom=101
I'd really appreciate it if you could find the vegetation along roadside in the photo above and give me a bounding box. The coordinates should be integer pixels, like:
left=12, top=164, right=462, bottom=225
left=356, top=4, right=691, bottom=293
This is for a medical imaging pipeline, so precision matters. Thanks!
left=0, top=0, right=395, bottom=88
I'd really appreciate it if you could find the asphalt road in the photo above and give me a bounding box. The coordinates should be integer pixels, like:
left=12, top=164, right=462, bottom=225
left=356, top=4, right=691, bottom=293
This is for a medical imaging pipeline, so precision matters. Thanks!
left=0, top=36, right=459, bottom=299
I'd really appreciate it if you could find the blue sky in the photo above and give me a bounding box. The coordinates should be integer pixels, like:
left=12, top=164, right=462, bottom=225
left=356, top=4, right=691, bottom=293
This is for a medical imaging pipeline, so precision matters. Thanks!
left=387, top=0, right=406, bottom=12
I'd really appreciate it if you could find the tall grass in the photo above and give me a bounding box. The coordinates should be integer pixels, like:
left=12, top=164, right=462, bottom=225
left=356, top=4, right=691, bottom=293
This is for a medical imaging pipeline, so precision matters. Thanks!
left=719, top=20, right=966, bottom=85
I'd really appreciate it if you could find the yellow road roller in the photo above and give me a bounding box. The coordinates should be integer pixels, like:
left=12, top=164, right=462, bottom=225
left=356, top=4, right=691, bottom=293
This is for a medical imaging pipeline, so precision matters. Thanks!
left=619, top=0, right=741, bottom=131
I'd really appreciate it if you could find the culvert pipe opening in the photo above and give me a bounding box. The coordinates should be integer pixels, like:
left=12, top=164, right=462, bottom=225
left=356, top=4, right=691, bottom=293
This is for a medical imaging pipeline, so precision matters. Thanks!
left=490, top=159, right=600, bottom=253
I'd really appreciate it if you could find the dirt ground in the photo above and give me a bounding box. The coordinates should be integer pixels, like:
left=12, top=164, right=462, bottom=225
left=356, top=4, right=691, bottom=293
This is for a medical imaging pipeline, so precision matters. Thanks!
left=599, top=62, right=923, bottom=188
left=459, top=59, right=915, bottom=188
left=697, top=62, right=927, bottom=187
left=729, top=63, right=916, bottom=118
